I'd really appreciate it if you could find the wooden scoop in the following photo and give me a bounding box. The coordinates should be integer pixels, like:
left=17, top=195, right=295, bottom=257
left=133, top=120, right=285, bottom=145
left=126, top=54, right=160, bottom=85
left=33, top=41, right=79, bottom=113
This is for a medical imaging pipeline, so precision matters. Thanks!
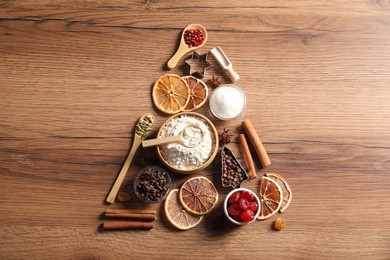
left=142, top=125, right=204, bottom=148
left=167, top=24, right=208, bottom=69
left=210, top=46, right=240, bottom=82
left=106, top=113, right=155, bottom=204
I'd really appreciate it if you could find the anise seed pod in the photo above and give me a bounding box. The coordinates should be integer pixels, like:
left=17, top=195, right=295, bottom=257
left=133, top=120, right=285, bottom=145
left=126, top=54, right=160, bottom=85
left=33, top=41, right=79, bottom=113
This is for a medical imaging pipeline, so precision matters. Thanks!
left=207, top=75, right=223, bottom=88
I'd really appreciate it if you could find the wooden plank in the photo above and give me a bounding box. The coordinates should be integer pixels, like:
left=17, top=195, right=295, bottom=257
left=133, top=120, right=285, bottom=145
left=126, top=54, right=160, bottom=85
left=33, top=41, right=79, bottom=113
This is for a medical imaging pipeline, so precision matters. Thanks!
left=0, top=0, right=389, bottom=259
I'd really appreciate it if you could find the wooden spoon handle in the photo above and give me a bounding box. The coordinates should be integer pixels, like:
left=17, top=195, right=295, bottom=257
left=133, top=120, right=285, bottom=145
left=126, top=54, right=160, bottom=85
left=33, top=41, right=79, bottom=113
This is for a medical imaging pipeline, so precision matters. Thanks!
left=142, top=135, right=181, bottom=147
left=106, top=138, right=141, bottom=204
left=167, top=44, right=189, bottom=69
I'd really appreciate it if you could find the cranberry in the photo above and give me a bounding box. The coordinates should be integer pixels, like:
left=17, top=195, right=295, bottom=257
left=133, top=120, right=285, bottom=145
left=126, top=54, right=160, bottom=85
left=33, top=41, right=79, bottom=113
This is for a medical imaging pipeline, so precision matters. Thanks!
left=228, top=191, right=241, bottom=205
left=240, top=209, right=255, bottom=222
left=241, top=191, right=255, bottom=201
left=233, top=215, right=242, bottom=222
left=227, top=203, right=241, bottom=216
left=238, top=198, right=249, bottom=210
left=249, top=201, right=258, bottom=213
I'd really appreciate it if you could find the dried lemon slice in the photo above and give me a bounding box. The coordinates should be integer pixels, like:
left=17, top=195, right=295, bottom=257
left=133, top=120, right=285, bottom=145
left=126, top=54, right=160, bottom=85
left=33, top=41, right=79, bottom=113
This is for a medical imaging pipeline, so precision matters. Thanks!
left=182, top=76, right=208, bottom=112
left=165, top=189, right=203, bottom=230
left=258, top=176, right=283, bottom=220
left=152, top=74, right=190, bottom=114
left=265, top=172, right=292, bottom=212
left=179, top=176, right=218, bottom=216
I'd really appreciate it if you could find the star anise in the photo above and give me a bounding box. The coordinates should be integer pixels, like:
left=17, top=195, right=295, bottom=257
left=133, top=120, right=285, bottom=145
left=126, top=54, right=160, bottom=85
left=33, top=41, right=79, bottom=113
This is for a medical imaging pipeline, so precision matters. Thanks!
left=219, top=128, right=232, bottom=145
left=207, top=75, right=223, bottom=88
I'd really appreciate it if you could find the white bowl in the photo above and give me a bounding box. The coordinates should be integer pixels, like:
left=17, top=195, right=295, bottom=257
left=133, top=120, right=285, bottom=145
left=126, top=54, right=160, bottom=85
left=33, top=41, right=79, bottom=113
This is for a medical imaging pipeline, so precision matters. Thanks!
left=209, top=84, right=246, bottom=121
left=224, top=188, right=261, bottom=225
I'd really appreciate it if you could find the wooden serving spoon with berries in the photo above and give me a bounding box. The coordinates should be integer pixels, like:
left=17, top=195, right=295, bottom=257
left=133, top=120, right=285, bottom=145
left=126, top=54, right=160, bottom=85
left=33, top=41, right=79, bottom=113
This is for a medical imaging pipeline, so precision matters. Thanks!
left=167, top=24, right=208, bottom=69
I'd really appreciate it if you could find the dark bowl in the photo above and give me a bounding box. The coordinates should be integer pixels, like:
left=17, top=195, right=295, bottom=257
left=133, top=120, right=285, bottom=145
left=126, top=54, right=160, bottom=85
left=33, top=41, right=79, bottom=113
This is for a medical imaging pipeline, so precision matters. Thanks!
left=133, top=166, right=173, bottom=203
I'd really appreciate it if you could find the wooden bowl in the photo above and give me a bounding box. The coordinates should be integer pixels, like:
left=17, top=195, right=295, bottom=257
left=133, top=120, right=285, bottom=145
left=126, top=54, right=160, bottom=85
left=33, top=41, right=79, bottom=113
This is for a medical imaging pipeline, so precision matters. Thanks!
left=156, top=112, right=219, bottom=174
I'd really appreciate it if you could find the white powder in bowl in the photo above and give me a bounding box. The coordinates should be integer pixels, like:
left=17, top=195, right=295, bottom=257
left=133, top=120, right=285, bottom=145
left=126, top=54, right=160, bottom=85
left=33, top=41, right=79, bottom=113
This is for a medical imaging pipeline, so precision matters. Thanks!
left=159, top=114, right=214, bottom=170
left=209, top=84, right=246, bottom=120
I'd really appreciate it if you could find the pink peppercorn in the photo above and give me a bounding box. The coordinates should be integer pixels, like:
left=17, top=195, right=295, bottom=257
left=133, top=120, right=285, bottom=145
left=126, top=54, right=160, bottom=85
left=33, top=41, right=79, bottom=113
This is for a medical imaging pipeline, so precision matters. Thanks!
left=184, top=29, right=204, bottom=48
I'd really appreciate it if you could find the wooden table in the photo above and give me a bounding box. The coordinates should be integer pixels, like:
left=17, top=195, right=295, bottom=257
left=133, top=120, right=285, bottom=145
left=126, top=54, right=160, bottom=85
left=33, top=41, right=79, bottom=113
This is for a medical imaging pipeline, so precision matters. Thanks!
left=1, top=1, right=389, bottom=259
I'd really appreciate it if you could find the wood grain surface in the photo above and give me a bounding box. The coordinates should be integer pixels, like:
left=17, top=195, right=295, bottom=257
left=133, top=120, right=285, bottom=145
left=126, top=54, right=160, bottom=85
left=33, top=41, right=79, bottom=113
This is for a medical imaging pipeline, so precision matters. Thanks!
left=1, top=1, right=390, bottom=259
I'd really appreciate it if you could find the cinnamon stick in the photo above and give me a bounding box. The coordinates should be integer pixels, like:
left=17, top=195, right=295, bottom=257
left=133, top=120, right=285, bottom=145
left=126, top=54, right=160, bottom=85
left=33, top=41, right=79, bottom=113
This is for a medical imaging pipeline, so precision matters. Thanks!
left=242, top=119, right=271, bottom=168
left=103, top=221, right=153, bottom=230
left=237, top=134, right=257, bottom=179
left=105, top=209, right=156, bottom=221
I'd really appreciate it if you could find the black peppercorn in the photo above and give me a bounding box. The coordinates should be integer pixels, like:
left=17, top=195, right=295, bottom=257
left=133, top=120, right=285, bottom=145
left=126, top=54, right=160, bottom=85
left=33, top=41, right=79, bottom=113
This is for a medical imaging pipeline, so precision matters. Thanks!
left=221, top=146, right=249, bottom=189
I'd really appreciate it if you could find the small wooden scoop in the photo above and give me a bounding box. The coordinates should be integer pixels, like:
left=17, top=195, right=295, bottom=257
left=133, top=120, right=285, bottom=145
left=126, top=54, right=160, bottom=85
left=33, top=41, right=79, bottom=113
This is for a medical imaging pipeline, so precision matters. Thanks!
left=210, top=46, right=240, bottom=82
left=167, top=24, right=208, bottom=69
left=142, top=125, right=204, bottom=148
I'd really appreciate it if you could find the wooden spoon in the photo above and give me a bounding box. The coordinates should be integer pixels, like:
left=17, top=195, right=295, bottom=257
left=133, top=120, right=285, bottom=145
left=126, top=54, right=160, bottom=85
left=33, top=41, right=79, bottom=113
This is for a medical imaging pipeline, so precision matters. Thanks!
left=142, top=125, right=204, bottom=148
left=106, top=113, right=155, bottom=204
left=210, top=46, right=240, bottom=82
left=167, top=24, right=208, bottom=69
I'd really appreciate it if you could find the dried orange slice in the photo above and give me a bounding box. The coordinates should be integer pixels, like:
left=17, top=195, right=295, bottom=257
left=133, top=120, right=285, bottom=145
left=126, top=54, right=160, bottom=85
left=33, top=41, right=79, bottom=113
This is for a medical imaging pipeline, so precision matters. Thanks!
left=152, top=74, right=190, bottom=114
left=258, top=176, right=283, bottom=220
left=165, top=189, right=203, bottom=230
left=265, top=172, right=292, bottom=213
left=182, top=76, right=208, bottom=111
left=179, top=176, right=218, bottom=216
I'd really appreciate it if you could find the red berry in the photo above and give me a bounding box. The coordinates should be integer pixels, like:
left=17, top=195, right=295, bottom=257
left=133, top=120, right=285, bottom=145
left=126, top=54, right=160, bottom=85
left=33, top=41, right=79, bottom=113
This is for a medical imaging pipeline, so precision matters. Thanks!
left=228, top=191, right=241, bottom=205
left=249, top=201, right=258, bottom=213
left=227, top=203, right=241, bottom=216
left=238, top=198, right=249, bottom=210
left=241, top=191, right=255, bottom=201
left=240, top=209, right=255, bottom=222
left=233, top=215, right=242, bottom=222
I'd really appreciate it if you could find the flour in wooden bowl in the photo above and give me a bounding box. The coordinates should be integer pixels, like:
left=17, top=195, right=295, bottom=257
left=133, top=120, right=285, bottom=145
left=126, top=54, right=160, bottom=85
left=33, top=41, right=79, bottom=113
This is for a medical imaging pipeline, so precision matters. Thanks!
left=158, top=114, right=215, bottom=171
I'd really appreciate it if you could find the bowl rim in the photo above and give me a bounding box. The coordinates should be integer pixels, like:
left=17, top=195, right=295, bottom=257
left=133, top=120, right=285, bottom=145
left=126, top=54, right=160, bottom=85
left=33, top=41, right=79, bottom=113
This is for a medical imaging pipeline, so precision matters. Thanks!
left=209, top=84, right=247, bottom=121
left=156, top=111, right=219, bottom=174
left=223, top=187, right=261, bottom=225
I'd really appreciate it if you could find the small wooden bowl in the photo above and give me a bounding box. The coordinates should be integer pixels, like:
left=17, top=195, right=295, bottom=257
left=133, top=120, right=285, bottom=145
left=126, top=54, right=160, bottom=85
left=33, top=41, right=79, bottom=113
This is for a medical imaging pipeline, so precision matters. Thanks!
left=156, top=112, right=219, bottom=174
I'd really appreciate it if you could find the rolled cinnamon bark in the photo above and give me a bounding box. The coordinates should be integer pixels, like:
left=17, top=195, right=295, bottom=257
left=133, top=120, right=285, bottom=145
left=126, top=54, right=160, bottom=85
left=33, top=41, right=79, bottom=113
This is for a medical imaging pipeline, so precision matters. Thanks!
left=105, top=209, right=156, bottom=221
left=237, top=134, right=257, bottom=179
left=242, top=119, right=271, bottom=168
left=103, top=221, right=154, bottom=230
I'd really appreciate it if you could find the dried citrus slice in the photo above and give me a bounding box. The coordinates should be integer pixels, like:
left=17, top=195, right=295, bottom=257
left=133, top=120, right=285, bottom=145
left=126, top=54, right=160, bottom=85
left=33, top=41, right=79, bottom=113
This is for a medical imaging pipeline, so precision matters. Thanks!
left=179, top=176, right=218, bottom=216
left=258, top=176, right=283, bottom=220
left=182, top=76, right=208, bottom=111
left=165, top=189, right=203, bottom=230
left=265, top=172, right=292, bottom=213
left=152, top=74, right=190, bottom=114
